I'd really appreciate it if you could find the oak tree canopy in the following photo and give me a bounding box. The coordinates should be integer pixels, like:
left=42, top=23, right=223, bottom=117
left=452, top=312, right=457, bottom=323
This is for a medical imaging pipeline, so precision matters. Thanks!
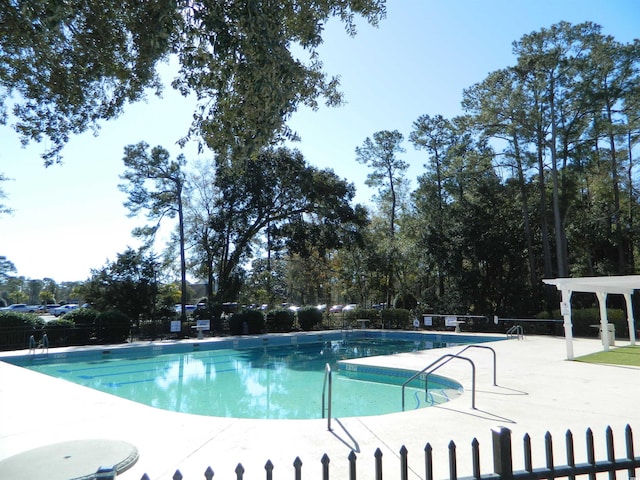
left=0, top=0, right=386, bottom=164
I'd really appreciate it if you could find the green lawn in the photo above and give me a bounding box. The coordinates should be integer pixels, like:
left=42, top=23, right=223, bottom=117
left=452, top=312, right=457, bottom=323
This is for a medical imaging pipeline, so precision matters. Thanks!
left=574, top=345, right=640, bottom=367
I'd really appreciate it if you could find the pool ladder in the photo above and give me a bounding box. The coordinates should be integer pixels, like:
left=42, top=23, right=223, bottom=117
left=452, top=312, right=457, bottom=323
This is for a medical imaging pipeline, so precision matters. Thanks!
left=506, top=324, right=524, bottom=340
left=322, top=363, right=333, bottom=431
left=401, top=344, right=497, bottom=411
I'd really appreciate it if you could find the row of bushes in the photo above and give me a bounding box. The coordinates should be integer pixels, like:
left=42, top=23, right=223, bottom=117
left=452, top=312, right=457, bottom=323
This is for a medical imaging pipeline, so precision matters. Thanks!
left=227, top=307, right=324, bottom=335
left=223, top=307, right=413, bottom=335
left=3, top=304, right=632, bottom=350
left=0, top=309, right=131, bottom=350
left=537, top=307, right=631, bottom=338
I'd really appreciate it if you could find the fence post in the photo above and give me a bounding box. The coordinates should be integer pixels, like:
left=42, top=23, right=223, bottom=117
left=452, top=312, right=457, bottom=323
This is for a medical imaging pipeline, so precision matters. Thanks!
left=523, top=433, right=532, bottom=472
left=471, top=438, right=481, bottom=480
left=235, top=463, right=245, bottom=480
left=492, top=427, right=513, bottom=480
left=544, top=431, right=554, bottom=474
left=605, top=426, right=615, bottom=480
left=425, top=443, right=433, bottom=480
left=449, top=440, right=457, bottom=480
left=321, top=454, right=330, bottom=480
left=586, top=428, right=596, bottom=480
left=348, top=450, right=357, bottom=480
left=400, top=445, right=408, bottom=480
left=374, top=448, right=383, bottom=480
left=293, top=457, right=303, bottom=480
left=625, top=424, right=636, bottom=480
left=265, top=460, right=274, bottom=480
left=566, top=430, right=575, bottom=480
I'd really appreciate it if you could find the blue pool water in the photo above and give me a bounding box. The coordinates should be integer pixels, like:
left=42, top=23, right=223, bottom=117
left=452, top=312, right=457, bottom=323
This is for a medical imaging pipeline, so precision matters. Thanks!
left=10, top=332, right=502, bottom=419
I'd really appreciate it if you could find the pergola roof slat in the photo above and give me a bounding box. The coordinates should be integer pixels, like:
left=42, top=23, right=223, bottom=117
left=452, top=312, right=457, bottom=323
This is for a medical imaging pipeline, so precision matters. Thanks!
left=543, top=275, right=640, bottom=295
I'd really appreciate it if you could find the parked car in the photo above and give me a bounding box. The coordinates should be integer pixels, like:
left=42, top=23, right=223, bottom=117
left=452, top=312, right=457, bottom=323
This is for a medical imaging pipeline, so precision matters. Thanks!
left=174, top=304, right=197, bottom=315
left=50, top=304, right=79, bottom=316
left=0, top=303, right=40, bottom=313
left=342, top=304, right=358, bottom=312
left=44, top=304, right=61, bottom=313
left=329, top=304, right=343, bottom=313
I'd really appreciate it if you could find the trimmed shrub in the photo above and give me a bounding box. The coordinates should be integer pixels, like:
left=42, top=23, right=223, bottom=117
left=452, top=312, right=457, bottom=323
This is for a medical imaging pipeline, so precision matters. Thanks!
left=536, top=308, right=627, bottom=337
left=342, top=307, right=381, bottom=328
left=96, top=310, right=131, bottom=344
left=297, top=306, right=322, bottom=331
left=265, top=308, right=295, bottom=333
left=0, top=311, right=45, bottom=350
left=229, top=309, right=265, bottom=335
left=63, top=308, right=99, bottom=344
left=393, top=293, right=418, bottom=310
left=381, top=308, right=410, bottom=329
left=42, top=318, right=75, bottom=346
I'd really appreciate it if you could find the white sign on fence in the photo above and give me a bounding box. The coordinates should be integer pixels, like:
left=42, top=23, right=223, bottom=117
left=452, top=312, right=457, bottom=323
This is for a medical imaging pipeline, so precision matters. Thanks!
left=196, top=320, right=210, bottom=331
left=445, top=316, right=458, bottom=327
left=423, top=316, right=433, bottom=326
left=170, top=320, right=181, bottom=333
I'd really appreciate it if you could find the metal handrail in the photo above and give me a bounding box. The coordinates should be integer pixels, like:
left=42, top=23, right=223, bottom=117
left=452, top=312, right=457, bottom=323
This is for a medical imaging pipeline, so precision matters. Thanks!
left=454, top=344, right=497, bottom=385
left=401, top=354, right=476, bottom=410
left=506, top=324, right=524, bottom=340
left=401, top=344, right=498, bottom=411
left=321, top=363, right=332, bottom=431
left=427, top=354, right=476, bottom=408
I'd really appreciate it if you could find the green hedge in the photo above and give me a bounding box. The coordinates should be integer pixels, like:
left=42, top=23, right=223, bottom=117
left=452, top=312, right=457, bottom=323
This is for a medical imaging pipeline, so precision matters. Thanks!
left=96, top=310, right=131, bottom=343
left=297, top=306, right=323, bottom=331
left=537, top=308, right=628, bottom=337
left=62, top=308, right=99, bottom=344
left=266, top=308, right=295, bottom=333
left=42, top=318, right=75, bottom=346
left=229, top=309, right=265, bottom=335
left=381, top=308, right=410, bottom=329
left=0, top=311, right=45, bottom=350
left=342, top=308, right=381, bottom=328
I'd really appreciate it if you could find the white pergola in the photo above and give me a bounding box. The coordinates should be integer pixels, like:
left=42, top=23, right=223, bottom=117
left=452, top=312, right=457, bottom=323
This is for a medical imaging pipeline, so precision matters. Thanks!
left=543, top=275, right=639, bottom=359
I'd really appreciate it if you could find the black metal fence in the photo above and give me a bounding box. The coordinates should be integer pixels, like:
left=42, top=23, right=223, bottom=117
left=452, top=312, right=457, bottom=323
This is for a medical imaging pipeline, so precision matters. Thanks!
left=135, top=424, right=639, bottom=480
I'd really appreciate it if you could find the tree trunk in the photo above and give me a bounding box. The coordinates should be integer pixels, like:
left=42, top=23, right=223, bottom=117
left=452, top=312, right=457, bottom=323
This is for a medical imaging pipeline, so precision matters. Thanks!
left=512, top=135, right=538, bottom=289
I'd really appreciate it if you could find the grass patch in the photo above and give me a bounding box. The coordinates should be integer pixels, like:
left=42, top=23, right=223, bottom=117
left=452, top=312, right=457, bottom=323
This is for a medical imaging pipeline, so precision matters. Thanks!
left=574, top=345, right=640, bottom=367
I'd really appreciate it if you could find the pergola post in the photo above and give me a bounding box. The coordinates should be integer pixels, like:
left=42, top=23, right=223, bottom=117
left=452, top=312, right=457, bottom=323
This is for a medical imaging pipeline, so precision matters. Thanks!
left=595, top=291, right=610, bottom=351
left=561, top=289, right=574, bottom=360
left=624, top=293, right=636, bottom=346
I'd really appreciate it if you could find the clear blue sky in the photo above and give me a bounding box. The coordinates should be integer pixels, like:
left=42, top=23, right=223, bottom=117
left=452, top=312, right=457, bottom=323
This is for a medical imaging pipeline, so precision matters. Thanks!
left=1, top=0, right=639, bottom=283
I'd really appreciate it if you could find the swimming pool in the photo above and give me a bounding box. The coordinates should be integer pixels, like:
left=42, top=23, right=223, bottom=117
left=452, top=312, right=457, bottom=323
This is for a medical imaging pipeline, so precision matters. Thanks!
left=5, top=331, right=502, bottom=419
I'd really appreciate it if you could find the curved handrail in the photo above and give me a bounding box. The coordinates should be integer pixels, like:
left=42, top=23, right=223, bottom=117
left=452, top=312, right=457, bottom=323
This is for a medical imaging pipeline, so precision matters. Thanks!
left=321, top=363, right=332, bottom=431
left=425, top=354, right=475, bottom=409
left=401, top=354, right=476, bottom=410
left=454, top=344, right=497, bottom=385
left=401, top=344, right=497, bottom=411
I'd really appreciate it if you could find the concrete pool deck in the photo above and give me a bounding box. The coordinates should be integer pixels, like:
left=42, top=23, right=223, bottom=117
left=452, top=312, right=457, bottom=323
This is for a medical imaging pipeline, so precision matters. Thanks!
left=0, top=333, right=639, bottom=480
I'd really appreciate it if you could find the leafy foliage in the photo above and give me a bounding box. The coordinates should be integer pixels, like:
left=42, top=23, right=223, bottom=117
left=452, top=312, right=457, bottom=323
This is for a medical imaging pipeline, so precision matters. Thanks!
left=0, top=310, right=43, bottom=328
left=1, top=0, right=387, bottom=163
left=205, top=147, right=366, bottom=302
left=229, top=309, right=265, bottom=335
left=42, top=318, right=75, bottom=346
left=297, top=306, right=323, bottom=331
left=0, top=0, right=175, bottom=164
left=83, top=248, right=159, bottom=325
left=96, top=309, right=131, bottom=344
left=265, top=308, right=295, bottom=333
left=119, top=142, right=189, bottom=319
